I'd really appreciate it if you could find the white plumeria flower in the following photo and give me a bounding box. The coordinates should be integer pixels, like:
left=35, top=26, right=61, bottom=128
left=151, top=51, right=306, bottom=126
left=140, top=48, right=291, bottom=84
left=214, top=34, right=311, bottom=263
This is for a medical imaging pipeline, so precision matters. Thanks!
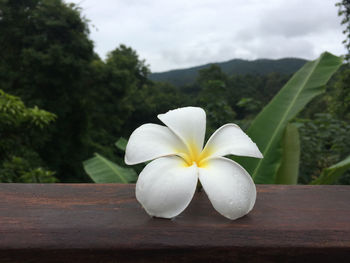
left=125, top=107, right=263, bottom=220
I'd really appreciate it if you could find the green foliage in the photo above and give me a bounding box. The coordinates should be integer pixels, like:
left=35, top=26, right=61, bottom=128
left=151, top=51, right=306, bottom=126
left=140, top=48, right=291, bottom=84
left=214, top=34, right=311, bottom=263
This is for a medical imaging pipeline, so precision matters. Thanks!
left=0, top=157, right=57, bottom=183
left=0, top=90, right=56, bottom=127
left=0, top=89, right=57, bottom=183
left=195, top=65, right=236, bottom=135
left=226, top=73, right=290, bottom=120
left=336, top=0, right=350, bottom=60
left=298, top=113, right=350, bottom=184
left=1, top=157, right=27, bottom=183
left=275, top=123, right=300, bottom=185
left=83, top=153, right=137, bottom=183
left=329, top=68, right=350, bottom=120
left=86, top=45, right=150, bottom=152
left=121, top=81, right=189, bottom=137
left=236, top=97, right=262, bottom=120
left=310, top=155, right=350, bottom=185
left=0, top=0, right=94, bottom=182
left=115, top=138, right=128, bottom=152
left=238, top=52, right=342, bottom=184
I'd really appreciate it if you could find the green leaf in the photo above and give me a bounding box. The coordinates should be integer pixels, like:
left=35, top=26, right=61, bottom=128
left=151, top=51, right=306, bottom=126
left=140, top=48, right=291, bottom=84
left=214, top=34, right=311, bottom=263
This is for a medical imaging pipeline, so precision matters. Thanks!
left=83, top=153, right=137, bottom=183
left=239, top=52, right=343, bottom=184
left=115, top=137, right=128, bottom=152
left=310, top=155, right=350, bottom=185
left=275, top=123, right=300, bottom=185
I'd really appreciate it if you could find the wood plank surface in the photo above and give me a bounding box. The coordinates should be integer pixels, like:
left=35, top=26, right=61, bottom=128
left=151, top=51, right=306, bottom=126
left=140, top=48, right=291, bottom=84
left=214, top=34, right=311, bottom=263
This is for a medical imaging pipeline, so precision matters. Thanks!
left=0, top=184, right=349, bottom=262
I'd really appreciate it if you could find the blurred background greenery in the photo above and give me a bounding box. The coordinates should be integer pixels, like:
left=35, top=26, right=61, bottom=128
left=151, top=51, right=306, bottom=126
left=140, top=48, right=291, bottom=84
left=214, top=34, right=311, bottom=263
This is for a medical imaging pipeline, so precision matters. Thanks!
left=0, top=0, right=349, bottom=184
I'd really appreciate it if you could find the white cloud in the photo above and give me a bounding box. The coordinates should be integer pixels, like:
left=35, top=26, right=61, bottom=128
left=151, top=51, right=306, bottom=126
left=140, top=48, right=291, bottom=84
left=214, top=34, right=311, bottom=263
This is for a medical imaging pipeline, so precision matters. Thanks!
left=68, top=0, right=347, bottom=72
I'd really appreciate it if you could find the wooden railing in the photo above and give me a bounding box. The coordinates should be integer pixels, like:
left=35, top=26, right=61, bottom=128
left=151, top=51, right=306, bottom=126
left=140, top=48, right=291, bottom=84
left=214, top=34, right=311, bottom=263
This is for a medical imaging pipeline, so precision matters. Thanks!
left=0, top=184, right=349, bottom=262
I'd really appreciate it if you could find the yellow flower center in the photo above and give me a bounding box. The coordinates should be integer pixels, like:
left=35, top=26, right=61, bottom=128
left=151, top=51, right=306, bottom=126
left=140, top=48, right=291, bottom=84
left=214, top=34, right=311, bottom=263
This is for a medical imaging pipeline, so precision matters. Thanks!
left=181, top=141, right=212, bottom=168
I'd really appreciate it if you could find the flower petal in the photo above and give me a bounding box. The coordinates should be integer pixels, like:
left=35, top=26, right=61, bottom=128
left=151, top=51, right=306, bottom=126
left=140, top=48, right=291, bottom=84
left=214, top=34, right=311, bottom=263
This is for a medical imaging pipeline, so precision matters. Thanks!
left=199, top=157, right=256, bottom=220
left=136, top=156, right=198, bottom=218
left=125, top=123, right=188, bottom=165
left=158, top=107, right=206, bottom=158
left=201, top=124, right=263, bottom=160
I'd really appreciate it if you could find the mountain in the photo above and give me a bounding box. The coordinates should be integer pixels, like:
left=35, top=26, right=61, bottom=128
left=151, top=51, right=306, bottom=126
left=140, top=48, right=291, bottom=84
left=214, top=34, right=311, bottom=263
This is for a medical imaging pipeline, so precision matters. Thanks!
left=149, top=58, right=308, bottom=87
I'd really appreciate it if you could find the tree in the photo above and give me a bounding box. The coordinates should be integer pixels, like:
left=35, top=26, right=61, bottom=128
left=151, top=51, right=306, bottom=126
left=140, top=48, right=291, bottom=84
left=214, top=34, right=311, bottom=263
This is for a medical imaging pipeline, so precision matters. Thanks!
left=92, top=45, right=150, bottom=136
left=336, top=0, right=350, bottom=60
left=195, top=65, right=236, bottom=134
left=85, top=45, right=152, bottom=161
left=0, top=0, right=94, bottom=181
left=0, top=89, right=57, bottom=182
left=298, top=113, right=350, bottom=184
left=329, top=68, right=350, bottom=120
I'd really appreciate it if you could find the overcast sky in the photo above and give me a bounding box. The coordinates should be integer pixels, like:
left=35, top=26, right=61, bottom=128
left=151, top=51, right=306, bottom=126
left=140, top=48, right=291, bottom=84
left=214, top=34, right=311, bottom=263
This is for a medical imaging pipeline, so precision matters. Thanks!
left=67, top=0, right=346, bottom=72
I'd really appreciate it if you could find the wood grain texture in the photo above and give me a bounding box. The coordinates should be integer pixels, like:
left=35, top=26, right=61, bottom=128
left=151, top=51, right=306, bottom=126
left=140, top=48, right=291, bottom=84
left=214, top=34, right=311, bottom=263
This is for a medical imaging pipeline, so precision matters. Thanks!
left=0, top=184, right=349, bottom=262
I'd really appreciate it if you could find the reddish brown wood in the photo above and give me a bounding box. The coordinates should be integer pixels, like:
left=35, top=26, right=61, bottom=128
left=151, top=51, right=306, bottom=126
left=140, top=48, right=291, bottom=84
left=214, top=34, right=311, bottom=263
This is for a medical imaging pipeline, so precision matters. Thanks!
left=0, top=184, right=349, bottom=262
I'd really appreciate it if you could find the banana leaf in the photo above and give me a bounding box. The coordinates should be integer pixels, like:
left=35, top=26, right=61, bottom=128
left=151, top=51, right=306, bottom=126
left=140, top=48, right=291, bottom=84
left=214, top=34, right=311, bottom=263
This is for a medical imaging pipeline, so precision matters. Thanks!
left=310, top=155, right=350, bottom=185
left=83, top=153, right=137, bottom=183
left=115, top=137, right=128, bottom=152
left=275, top=123, right=300, bottom=184
left=238, top=52, right=342, bottom=183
